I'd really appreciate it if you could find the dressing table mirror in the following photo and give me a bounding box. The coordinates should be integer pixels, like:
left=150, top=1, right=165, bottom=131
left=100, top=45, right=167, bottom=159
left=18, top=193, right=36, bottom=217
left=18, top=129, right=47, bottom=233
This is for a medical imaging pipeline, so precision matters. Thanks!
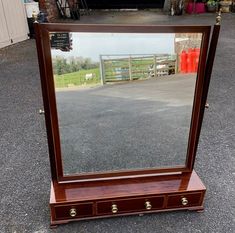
left=34, top=18, right=220, bottom=227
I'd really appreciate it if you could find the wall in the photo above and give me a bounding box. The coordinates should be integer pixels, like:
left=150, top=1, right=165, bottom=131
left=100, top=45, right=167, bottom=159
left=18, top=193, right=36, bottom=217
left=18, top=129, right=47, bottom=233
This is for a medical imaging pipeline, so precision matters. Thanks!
left=0, top=0, right=29, bottom=49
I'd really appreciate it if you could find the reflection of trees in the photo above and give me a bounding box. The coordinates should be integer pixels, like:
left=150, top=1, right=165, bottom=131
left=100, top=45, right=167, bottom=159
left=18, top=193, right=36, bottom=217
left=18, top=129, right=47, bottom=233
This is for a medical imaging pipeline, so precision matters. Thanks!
left=52, top=56, right=99, bottom=75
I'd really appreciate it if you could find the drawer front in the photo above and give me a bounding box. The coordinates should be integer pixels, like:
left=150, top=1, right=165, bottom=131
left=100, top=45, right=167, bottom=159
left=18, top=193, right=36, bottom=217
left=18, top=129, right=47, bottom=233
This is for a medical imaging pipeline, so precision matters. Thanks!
left=167, top=192, right=202, bottom=208
left=54, top=203, right=93, bottom=220
left=97, top=196, right=164, bottom=215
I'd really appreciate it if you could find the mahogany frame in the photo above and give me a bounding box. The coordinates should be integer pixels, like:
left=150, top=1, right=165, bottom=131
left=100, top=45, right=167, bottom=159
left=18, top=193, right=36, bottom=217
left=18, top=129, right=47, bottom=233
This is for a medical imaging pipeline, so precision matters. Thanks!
left=35, top=23, right=212, bottom=184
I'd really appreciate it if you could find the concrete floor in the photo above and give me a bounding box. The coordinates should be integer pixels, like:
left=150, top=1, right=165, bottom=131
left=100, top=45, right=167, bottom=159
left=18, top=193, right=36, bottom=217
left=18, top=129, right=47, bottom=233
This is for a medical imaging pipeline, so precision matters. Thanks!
left=0, top=11, right=235, bottom=233
left=58, top=10, right=227, bottom=25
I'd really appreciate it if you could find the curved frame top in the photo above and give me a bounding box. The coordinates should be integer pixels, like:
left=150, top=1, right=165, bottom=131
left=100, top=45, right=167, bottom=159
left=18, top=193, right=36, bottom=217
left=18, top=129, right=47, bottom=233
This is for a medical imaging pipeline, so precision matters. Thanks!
left=35, top=23, right=211, bottom=183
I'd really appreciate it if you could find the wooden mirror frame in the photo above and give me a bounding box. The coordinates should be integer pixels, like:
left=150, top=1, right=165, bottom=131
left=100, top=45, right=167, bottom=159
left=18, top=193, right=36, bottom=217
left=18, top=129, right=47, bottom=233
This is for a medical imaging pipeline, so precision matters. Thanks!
left=35, top=22, right=221, bottom=228
left=35, top=23, right=218, bottom=183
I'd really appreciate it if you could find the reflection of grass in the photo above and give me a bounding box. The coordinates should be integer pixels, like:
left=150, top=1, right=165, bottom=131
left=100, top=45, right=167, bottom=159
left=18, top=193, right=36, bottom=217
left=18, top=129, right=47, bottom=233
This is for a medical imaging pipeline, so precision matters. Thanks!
left=54, top=68, right=100, bottom=88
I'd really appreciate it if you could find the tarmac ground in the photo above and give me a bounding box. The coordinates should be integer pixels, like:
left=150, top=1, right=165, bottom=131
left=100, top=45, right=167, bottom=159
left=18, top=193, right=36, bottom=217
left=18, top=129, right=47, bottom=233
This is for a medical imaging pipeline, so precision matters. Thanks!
left=56, top=74, right=196, bottom=175
left=0, top=11, right=235, bottom=233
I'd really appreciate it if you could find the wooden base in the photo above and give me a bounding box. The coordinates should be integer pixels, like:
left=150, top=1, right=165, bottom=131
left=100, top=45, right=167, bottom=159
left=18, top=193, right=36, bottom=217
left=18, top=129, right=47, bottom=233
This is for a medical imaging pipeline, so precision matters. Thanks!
left=50, top=170, right=206, bottom=227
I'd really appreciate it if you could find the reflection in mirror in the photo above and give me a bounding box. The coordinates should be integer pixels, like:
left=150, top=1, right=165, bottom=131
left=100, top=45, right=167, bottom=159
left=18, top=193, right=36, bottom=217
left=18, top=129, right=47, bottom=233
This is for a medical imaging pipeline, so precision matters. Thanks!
left=50, top=32, right=202, bottom=176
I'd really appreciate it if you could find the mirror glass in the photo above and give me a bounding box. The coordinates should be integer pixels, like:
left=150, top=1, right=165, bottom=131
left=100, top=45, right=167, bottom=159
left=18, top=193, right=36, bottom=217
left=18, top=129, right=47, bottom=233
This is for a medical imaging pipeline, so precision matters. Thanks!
left=49, top=32, right=202, bottom=175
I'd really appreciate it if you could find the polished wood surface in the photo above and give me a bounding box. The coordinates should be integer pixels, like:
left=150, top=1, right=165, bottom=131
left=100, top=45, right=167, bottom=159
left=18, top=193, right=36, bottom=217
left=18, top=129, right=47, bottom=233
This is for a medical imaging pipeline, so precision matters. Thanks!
left=40, top=23, right=211, bottom=33
left=96, top=196, right=165, bottom=215
left=167, top=192, right=202, bottom=208
left=54, top=203, right=93, bottom=219
left=192, top=25, right=221, bottom=169
left=34, top=23, right=58, bottom=180
left=51, top=170, right=205, bottom=203
left=50, top=170, right=206, bottom=227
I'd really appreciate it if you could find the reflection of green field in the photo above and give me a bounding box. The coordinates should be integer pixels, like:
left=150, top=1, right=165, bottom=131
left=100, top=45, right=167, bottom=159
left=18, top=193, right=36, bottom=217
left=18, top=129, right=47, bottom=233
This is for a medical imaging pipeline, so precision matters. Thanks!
left=54, top=68, right=100, bottom=88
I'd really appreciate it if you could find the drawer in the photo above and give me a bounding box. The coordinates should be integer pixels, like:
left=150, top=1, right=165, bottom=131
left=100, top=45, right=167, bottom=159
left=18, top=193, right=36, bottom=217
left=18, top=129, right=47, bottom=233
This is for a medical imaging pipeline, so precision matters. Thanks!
left=54, top=202, right=93, bottom=220
left=97, top=196, right=164, bottom=215
left=167, top=192, right=202, bottom=208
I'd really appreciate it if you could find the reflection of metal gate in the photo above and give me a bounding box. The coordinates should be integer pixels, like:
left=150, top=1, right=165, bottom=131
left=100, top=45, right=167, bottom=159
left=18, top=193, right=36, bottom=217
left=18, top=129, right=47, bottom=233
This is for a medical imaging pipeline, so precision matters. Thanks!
left=0, top=0, right=29, bottom=49
left=100, top=54, right=177, bottom=84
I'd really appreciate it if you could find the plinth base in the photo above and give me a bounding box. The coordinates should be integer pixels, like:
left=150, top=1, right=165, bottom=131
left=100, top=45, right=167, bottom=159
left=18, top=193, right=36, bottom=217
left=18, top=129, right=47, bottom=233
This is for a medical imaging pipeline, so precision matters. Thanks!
left=50, top=170, right=205, bottom=227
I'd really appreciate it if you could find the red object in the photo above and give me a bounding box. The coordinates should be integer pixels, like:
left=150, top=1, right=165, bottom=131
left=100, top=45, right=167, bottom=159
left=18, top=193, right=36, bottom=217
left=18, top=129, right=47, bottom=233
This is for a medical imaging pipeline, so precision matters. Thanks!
left=180, top=50, right=187, bottom=73
left=186, top=3, right=194, bottom=14
left=186, top=3, right=206, bottom=14
left=187, top=48, right=195, bottom=73
left=196, top=3, right=206, bottom=14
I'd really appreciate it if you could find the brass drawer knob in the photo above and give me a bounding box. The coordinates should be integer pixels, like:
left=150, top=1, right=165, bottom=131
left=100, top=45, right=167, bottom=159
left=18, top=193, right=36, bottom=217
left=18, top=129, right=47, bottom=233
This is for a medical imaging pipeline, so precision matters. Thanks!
left=69, top=208, right=77, bottom=217
left=145, top=201, right=152, bottom=210
left=181, top=197, right=188, bottom=206
left=111, top=204, right=118, bottom=214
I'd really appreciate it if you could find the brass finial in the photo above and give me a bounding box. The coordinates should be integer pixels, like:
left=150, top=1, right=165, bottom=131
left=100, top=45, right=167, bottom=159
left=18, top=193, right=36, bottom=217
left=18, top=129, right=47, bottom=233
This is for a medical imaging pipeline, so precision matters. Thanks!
left=32, top=10, right=38, bottom=23
left=216, top=9, right=222, bottom=25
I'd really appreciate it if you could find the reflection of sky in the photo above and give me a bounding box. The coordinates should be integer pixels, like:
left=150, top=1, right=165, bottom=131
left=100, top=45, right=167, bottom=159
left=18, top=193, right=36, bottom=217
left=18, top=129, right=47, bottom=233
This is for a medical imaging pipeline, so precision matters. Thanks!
left=51, top=33, right=175, bottom=62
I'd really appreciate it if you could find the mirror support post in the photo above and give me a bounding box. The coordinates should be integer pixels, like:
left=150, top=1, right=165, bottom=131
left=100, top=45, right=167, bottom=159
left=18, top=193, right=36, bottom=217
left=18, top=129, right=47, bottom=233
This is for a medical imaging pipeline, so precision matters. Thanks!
left=191, top=18, right=221, bottom=170
left=34, top=23, right=58, bottom=181
left=202, top=20, right=221, bottom=115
